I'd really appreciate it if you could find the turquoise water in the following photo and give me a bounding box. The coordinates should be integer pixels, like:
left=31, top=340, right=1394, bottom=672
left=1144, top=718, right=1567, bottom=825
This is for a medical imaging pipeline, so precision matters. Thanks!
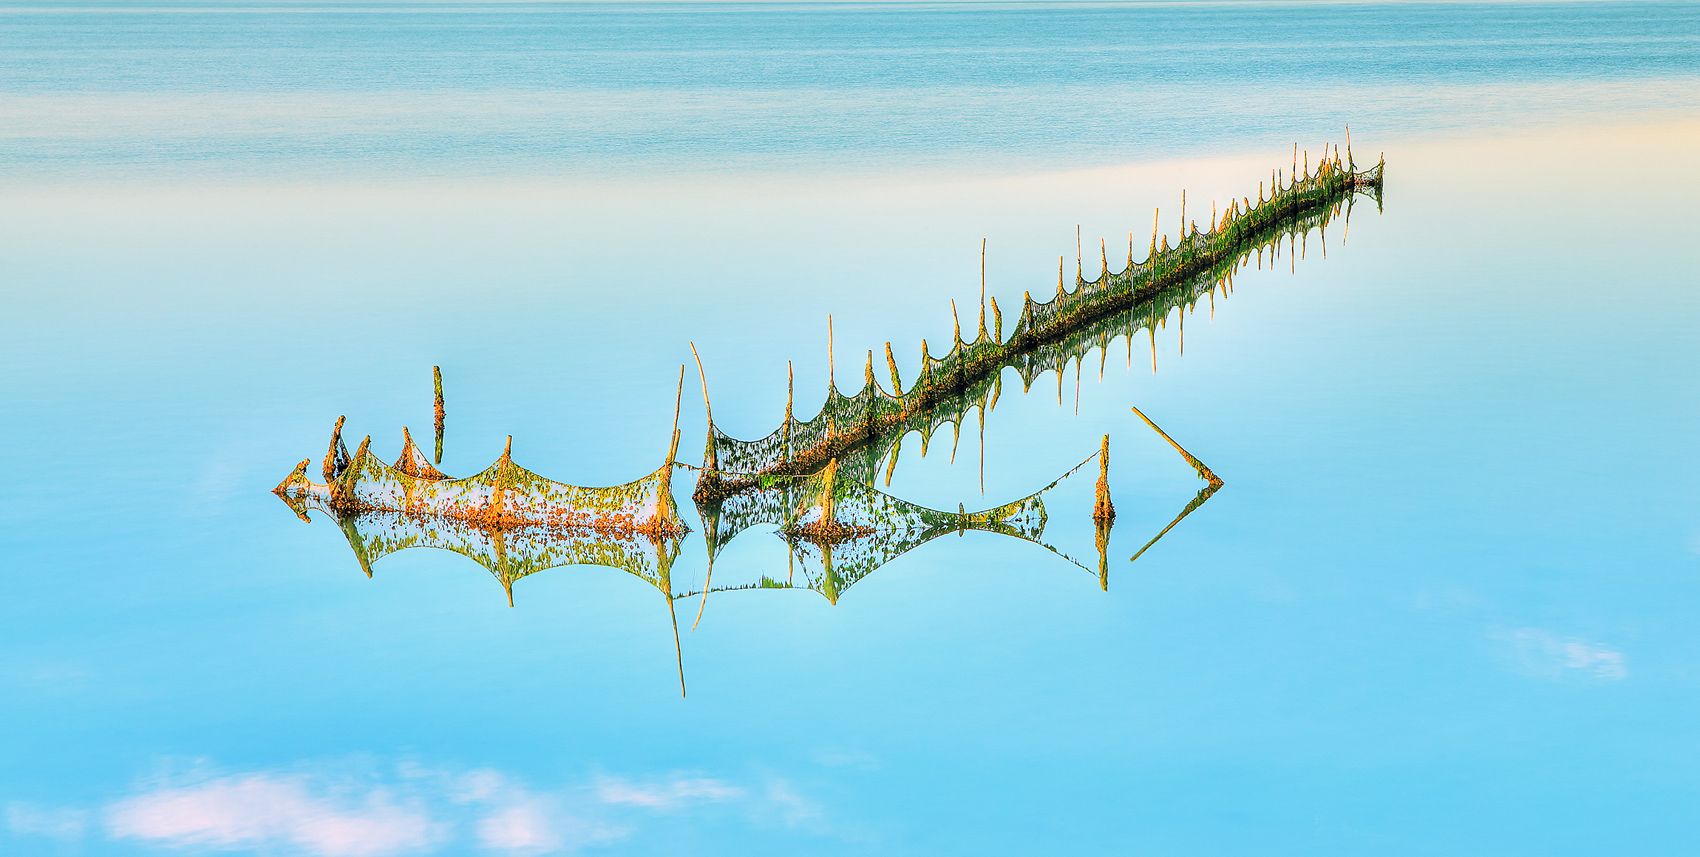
left=4, top=0, right=1698, bottom=175
left=3, top=2, right=1699, bottom=856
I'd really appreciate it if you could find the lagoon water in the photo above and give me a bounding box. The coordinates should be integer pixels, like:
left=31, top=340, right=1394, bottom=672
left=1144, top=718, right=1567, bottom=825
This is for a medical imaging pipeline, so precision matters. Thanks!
left=3, top=2, right=1699, bottom=855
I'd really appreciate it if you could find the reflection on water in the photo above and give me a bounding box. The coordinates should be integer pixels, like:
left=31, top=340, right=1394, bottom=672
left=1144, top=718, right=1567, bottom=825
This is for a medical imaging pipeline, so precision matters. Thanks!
left=273, top=413, right=689, bottom=607
left=3, top=0, right=1690, bottom=843
left=692, top=439, right=1109, bottom=606
left=695, top=147, right=1378, bottom=502
left=273, top=149, right=1383, bottom=692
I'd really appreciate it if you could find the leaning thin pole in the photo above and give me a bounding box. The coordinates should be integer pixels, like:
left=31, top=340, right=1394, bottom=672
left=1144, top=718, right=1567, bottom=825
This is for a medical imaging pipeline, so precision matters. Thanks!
left=670, top=365, right=685, bottom=465
left=689, top=344, right=716, bottom=629
left=1127, top=404, right=1224, bottom=562
left=665, top=590, right=686, bottom=698
left=1128, top=482, right=1222, bottom=564
left=432, top=366, right=445, bottom=464
left=1129, top=404, right=1222, bottom=486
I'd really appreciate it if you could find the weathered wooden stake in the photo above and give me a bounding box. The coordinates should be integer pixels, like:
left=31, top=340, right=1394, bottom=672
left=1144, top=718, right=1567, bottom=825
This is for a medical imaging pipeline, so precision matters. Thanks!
left=432, top=366, right=444, bottom=464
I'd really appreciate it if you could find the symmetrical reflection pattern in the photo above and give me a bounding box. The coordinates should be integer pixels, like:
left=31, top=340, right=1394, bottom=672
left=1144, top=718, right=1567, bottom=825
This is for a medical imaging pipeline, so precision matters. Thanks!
left=273, top=147, right=1384, bottom=693
left=695, top=149, right=1382, bottom=500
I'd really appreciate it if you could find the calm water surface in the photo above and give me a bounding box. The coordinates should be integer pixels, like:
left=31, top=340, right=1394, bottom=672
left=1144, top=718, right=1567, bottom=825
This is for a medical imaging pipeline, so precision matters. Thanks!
left=3, top=2, right=1699, bottom=855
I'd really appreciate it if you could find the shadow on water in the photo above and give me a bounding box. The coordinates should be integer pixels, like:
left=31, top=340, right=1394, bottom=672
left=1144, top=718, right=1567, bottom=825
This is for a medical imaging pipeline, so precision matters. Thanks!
left=273, top=146, right=1385, bottom=694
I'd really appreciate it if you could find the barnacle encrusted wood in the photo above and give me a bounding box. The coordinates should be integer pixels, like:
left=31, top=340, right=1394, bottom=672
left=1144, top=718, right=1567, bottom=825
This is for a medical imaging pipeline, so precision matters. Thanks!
left=692, top=150, right=1382, bottom=502
left=273, top=145, right=1383, bottom=609
left=277, top=421, right=686, bottom=536
left=684, top=440, right=1112, bottom=607
left=274, top=419, right=688, bottom=606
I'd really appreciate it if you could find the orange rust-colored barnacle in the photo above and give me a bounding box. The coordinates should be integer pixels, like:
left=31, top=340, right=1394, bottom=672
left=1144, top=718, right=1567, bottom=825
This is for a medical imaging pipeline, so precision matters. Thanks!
left=274, top=458, right=310, bottom=496
left=1092, top=435, right=1114, bottom=522
left=273, top=459, right=314, bottom=522
left=323, top=415, right=348, bottom=482
left=394, top=427, right=448, bottom=480
left=326, top=434, right=373, bottom=512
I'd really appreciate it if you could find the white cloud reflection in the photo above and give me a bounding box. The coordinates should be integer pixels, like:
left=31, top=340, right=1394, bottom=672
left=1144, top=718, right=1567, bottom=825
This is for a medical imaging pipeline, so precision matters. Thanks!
left=31, top=761, right=826, bottom=856
left=594, top=776, right=744, bottom=810
left=474, top=795, right=623, bottom=857
left=1493, top=627, right=1627, bottom=680
left=106, top=774, right=442, bottom=857
left=6, top=801, right=89, bottom=842
left=761, top=778, right=824, bottom=830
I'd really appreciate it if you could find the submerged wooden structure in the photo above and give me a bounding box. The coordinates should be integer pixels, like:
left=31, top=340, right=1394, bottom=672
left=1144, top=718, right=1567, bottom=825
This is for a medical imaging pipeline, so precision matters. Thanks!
left=272, top=144, right=1384, bottom=689
left=273, top=416, right=688, bottom=604
left=273, top=411, right=693, bottom=694
left=687, top=440, right=1114, bottom=615
left=692, top=147, right=1382, bottom=503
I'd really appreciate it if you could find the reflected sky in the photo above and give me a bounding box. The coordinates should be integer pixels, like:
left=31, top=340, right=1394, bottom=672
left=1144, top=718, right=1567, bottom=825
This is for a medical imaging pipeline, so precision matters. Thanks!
left=3, top=2, right=1700, bottom=856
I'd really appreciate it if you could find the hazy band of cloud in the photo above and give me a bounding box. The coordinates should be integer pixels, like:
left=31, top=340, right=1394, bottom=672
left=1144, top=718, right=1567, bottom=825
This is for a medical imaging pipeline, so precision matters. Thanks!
left=2, top=79, right=1694, bottom=181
